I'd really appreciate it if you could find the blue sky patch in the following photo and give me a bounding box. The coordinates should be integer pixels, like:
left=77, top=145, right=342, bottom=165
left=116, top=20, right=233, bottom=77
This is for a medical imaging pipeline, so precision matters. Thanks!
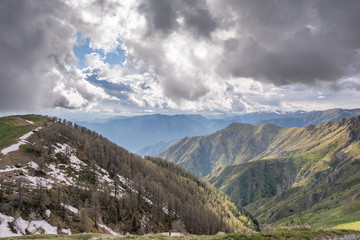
left=73, top=35, right=126, bottom=69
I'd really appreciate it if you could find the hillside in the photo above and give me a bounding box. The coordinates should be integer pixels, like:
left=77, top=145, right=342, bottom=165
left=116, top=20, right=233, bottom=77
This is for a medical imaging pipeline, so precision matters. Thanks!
left=160, top=116, right=360, bottom=228
left=158, top=123, right=281, bottom=177
left=0, top=115, right=258, bottom=237
left=259, top=108, right=360, bottom=128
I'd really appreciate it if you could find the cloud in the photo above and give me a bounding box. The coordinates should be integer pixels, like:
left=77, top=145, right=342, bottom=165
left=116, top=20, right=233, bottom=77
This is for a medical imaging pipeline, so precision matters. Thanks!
left=0, top=0, right=107, bottom=111
left=138, top=0, right=216, bottom=38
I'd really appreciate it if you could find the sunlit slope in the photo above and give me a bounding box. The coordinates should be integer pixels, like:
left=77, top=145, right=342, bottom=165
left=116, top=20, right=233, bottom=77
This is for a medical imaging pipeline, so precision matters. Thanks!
left=207, top=116, right=360, bottom=228
left=158, top=123, right=281, bottom=177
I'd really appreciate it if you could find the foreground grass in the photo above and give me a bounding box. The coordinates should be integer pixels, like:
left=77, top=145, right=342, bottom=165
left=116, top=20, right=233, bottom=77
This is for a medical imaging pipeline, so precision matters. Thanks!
left=2, top=229, right=360, bottom=240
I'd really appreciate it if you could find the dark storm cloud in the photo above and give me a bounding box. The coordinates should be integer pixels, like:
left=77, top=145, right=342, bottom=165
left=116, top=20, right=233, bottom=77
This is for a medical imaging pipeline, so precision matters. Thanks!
left=214, top=0, right=360, bottom=85
left=0, top=0, right=103, bottom=111
left=138, top=0, right=216, bottom=38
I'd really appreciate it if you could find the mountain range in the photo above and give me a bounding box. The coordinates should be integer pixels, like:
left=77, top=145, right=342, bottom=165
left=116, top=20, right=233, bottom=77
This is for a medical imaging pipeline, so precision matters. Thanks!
left=78, top=108, right=360, bottom=156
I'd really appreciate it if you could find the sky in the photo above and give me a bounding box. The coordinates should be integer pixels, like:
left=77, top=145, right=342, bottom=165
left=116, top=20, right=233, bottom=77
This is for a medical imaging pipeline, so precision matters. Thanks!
left=1, top=0, right=360, bottom=120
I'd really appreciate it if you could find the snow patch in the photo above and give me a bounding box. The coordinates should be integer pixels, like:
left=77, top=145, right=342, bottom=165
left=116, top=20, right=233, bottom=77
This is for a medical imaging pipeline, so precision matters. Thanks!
left=0, top=213, right=20, bottom=237
left=27, top=220, right=57, bottom=234
left=25, top=120, right=34, bottom=125
left=61, top=228, right=72, bottom=235
left=69, top=155, right=86, bottom=171
left=28, top=161, right=39, bottom=170
left=61, top=203, right=79, bottom=215
left=96, top=165, right=114, bottom=185
left=53, top=143, right=86, bottom=172
left=47, top=163, right=75, bottom=186
left=0, top=166, right=28, bottom=173
left=1, top=131, right=34, bottom=155
left=45, top=209, right=51, bottom=218
left=98, top=223, right=118, bottom=235
left=0, top=212, right=59, bottom=237
left=13, top=217, right=29, bottom=235
left=22, top=175, right=54, bottom=189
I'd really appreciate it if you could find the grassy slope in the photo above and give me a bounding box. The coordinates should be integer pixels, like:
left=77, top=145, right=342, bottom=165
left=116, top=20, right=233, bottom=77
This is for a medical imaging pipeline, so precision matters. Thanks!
left=207, top=116, right=360, bottom=228
left=0, top=115, right=43, bottom=148
left=2, top=229, right=359, bottom=240
left=158, top=124, right=281, bottom=177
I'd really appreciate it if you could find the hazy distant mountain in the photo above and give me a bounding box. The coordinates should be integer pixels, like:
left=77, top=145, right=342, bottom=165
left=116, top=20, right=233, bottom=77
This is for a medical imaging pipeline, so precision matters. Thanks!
left=221, top=112, right=286, bottom=124
left=80, top=114, right=229, bottom=151
left=79, top=108, right=360, bottom=152
left=78, top=112, right=297, bottom=152
left=135, top=139, right=180, bottom=157
left=259, top=108, right=360, bottom=127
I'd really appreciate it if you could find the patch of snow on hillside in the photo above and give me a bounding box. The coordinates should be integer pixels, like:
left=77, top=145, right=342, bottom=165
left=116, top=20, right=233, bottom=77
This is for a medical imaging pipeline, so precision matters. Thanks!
left=61, top=228, right=71, bottom=235
left=45, top=209, right=51, bottom=218
left=0, top=213, right=21, bottom=237
left=98, top=223, right=119, bottom=235
left=61, top=203, right=79, bottom=214
left=13, top=217, right=29, bottom=235
left=0, top=166, right=27, bottom=173
left=69, top=155, right=86, bottom=171
left=96, top=165, right=114, bottom=185
left=34, top=127, right=42, bottom=132
left=1, top=130, right=34, bottom=155
left=53, top=143, right=86, bottom=171
left=27, top=161, right=39, bottom=170
left=47, top=163, right=75, bottom=185
left=117, top=174, right=132, bottom=188
left=25, top=120, right=34, bottom=125
left=53, top=143, right=71, bottom=155
left=0, top=213, right=58, bottom=237
left=23, top=175, right=54, bottom=189
left=143, top=197, right=153, bottom=205
left=27, top=220, right=57, bottom=234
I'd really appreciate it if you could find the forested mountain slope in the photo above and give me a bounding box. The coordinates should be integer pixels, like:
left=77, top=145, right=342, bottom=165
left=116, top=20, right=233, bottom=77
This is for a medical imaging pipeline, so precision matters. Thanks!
left=0, top=115, right=258, bottom=237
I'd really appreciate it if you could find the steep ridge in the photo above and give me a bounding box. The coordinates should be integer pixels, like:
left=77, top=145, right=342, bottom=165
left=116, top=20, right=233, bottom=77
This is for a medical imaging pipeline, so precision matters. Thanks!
left=207, top=116, right=360, bottom=228
left=158, top=123, right=281, bottom=177
left=0, top=115, right=258, bottom=237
